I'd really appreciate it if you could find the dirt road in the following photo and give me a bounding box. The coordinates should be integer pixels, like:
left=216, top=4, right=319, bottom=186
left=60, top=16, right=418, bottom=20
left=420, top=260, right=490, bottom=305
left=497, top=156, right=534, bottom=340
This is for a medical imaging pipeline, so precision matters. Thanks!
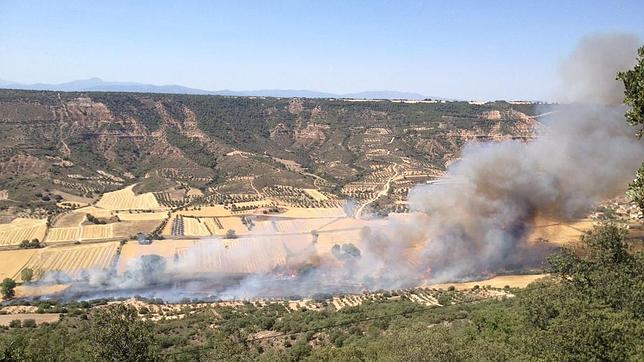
left=355, top=164, right=400, bottom=219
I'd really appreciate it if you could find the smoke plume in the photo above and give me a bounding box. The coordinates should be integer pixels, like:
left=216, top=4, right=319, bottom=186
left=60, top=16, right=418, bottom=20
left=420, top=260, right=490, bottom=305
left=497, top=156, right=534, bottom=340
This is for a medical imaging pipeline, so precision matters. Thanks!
left=407, top=33, right=643, bottom=280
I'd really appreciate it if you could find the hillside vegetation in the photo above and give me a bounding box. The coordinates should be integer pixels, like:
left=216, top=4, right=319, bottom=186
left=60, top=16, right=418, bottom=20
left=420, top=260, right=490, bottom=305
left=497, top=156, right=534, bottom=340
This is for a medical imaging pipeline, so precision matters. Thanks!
left=0, top=90, right=537, bottom=213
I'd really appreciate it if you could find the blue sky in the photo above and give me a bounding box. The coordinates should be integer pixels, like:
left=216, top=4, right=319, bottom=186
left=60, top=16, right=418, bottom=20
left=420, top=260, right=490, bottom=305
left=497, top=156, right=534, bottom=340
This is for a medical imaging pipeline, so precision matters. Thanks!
left=1, top=0, right=643, bottom=100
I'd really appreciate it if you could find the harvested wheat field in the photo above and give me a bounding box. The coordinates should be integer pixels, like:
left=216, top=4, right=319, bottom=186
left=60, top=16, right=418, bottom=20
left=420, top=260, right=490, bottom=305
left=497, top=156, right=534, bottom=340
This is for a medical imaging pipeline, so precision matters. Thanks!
left=0, top=249, right=39, bottom=281
left=17, top=242, right=120, bottom=280
left=45, top=227, right=81, bottom=243
left=0, top=218, right=48, bottom=246
left=96, top=185, right=163, bottom=210
left=80, top=224, right=113, bottom=240
left=182, top=217, right=211, bottom=237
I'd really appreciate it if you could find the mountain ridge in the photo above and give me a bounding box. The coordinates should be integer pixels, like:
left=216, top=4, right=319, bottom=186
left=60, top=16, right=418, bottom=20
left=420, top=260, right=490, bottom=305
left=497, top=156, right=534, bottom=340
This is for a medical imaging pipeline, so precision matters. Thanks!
left=0, top=78, right=431, bottom=100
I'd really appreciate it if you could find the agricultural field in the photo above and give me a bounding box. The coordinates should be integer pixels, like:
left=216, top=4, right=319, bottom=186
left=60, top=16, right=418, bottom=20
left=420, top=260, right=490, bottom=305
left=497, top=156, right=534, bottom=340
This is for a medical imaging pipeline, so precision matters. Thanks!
left=0, top=218, right=48, bottom=246
left=52, top=211, right=87, bottom=228
left=45, top=227, right=81, bottom=243
left=96, top=185, right=163, bottom=211
left=182, top=217, right=211, bottom=237
left=117, top=237, right=303, bottom=275
left=0, top=249, right=39, bottom=281
left=16, top=242, right=120, bottom=280
left=113, top=220, right=164, bottom=238
left=80, top=224, right=113, bottom=240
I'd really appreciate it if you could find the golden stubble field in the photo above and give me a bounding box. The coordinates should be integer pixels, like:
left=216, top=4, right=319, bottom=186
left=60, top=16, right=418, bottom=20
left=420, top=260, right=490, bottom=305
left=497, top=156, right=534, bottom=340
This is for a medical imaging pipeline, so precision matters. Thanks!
left=0, top=218, right=48, bottom=246
left=96, top=185, right=164, bottom=210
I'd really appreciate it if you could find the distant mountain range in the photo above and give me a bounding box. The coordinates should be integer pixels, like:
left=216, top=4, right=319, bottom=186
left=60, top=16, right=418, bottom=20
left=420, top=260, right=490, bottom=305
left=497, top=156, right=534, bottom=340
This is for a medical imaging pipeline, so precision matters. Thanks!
left=0, top=78, right=429, bottom=100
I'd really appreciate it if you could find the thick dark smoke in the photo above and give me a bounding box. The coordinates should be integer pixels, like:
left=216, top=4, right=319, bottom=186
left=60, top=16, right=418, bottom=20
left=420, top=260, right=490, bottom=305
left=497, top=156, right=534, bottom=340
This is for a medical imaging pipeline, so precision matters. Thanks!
left=33, top=34, right=644, bottom=302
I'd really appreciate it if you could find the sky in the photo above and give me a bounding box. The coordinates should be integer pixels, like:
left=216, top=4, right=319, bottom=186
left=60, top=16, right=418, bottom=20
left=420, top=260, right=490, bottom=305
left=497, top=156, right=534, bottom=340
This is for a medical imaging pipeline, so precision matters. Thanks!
left=1, top=0, right=643, bottom=100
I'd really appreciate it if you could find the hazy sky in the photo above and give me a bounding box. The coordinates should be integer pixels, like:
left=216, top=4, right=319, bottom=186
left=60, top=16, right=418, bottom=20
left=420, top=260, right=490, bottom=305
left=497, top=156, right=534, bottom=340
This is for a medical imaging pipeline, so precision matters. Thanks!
left=1, top=1, right=643, bottom=100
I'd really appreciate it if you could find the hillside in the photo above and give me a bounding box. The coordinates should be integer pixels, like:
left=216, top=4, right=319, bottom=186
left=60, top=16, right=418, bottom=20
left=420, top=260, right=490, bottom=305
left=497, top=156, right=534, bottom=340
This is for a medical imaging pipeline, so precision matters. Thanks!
left=0, top=89, right=538, bottom=216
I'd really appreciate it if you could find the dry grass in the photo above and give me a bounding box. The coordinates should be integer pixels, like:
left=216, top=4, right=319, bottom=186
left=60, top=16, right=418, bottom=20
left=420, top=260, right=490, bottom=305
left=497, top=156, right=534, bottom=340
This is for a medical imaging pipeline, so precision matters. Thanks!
left=96, top=185, right=162, bottom=210
left=0, top=218, right=48, bottom=246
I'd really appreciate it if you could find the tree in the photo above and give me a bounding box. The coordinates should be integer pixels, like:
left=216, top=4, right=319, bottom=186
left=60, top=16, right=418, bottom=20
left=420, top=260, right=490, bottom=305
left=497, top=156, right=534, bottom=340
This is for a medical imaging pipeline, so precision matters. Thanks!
left=20, top=268, right=33, bottom=283
left=618, top=46, right=644, bottom=136
left=618, top=45, right=644, bottom=215
left=627, top=163, right=644, bottom=216
left=1, top=278, right=17, bottom=299
left=225, top=229, right=237, bottom=239
left=89, top=305, right=158, bottom=362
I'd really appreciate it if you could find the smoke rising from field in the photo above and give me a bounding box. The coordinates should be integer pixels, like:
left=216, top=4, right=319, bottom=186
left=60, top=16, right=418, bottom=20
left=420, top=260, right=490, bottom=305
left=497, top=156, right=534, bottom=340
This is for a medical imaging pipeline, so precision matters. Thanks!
left=33, top=33, right=644, bottom=302
left=406, top=33, right=643, bottom=280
